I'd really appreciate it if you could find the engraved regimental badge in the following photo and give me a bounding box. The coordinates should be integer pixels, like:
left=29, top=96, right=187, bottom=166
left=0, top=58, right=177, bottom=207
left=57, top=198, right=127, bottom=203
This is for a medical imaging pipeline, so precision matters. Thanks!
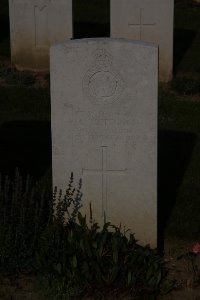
left=83, top=49, right=125, bottom=104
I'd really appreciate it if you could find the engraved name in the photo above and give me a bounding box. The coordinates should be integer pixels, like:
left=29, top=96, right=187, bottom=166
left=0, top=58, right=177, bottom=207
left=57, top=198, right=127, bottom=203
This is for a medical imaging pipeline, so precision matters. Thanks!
left=73, top=110, right=132, bottom=135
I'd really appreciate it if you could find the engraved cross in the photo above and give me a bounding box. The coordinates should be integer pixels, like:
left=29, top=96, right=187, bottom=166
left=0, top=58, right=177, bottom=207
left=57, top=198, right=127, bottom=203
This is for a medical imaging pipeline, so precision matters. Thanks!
left=128, top=8, right=156, bottom=40
left=34, top=0, right=51, bottom=47
left=82, top=146, right=126, bottom=222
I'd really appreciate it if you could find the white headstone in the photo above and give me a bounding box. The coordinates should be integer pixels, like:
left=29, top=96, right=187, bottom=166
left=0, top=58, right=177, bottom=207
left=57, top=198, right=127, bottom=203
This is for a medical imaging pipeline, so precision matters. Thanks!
left=9, top=0, right=72, bottom=70
left=51, top=38, right=158, bottom=247
left=111, top=0, right=174, bottom=82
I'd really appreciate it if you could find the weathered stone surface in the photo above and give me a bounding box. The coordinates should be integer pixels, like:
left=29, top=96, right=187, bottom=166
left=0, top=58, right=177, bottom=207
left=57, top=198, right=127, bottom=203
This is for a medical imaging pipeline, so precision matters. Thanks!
left=9, top=0, right=72, bottom=70
left=51, top=38, right=158, bottom=247
left=111, top=0, right=174, bottom=82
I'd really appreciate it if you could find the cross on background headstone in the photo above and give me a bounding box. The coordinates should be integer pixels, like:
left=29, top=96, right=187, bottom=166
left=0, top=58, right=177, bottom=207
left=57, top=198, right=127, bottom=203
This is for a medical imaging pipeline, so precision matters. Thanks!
left=34, top=4, right=48, bottom=47
left=82, top=146, right=126, bottom=222
left=9, top=0, right=72, bottom=70
left=111, top=0, right=174, bottom=82
left=128, top=8, right=156, bottom=40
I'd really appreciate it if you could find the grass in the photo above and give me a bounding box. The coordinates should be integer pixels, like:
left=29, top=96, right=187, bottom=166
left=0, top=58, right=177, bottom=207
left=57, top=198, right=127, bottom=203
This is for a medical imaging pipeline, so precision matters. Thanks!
left=0, top=87, right=50, bottom=123
left=158, top=0, right=200, bottom=239
left=174, top=1, right=200, bottom=75
left=158, top=88, right=200, bottom=239
left=0, top=89, right=51, bottom=180
left=0, top=0, right=200, bottom=241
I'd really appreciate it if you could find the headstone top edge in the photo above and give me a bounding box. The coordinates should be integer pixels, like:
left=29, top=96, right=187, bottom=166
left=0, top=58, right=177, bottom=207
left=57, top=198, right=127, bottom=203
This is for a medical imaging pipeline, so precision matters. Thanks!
left=50, top=38, right=158, bottom=51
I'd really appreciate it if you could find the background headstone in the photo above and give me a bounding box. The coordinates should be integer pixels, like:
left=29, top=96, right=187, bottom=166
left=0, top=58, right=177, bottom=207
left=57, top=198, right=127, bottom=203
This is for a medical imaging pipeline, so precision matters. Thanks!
left=9, top=0, right=72, bottom=70
left=51, top=38, right=158, bottom=247
left=111, top=0, right=174, bottom=82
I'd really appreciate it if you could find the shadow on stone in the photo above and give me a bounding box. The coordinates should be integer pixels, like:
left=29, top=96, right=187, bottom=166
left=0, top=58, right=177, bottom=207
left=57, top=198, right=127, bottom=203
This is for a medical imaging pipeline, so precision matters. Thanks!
left=158, top=130, right=197, bottom=252
left=0, top=121, right=52, bottom=180
left=173, top=28, right=198, bottom=74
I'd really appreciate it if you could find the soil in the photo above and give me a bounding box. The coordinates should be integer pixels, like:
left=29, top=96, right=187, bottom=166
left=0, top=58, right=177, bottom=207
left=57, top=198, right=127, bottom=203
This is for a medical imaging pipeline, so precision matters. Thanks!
left=0, top=274, right=46, bottom=300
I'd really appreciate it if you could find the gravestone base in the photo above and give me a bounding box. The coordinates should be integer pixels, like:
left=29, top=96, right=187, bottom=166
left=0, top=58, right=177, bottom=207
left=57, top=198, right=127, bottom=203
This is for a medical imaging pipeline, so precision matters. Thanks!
left=12, top=47, right=49, bottom=71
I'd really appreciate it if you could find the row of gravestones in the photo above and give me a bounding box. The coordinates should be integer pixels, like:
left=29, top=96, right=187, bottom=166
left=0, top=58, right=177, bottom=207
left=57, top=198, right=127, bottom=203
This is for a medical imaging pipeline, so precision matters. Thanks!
left=9, top=0, right=174, bottom=82
left=9, top=0, right=174, bottom=248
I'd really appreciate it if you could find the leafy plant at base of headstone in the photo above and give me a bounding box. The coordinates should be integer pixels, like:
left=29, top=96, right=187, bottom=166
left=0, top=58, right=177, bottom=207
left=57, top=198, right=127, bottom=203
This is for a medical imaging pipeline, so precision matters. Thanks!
left=0, top=170, right=173, bottom=298
left=37, top=205, right=173, bottom=300
left=33, top=174, right=83, bottom=271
